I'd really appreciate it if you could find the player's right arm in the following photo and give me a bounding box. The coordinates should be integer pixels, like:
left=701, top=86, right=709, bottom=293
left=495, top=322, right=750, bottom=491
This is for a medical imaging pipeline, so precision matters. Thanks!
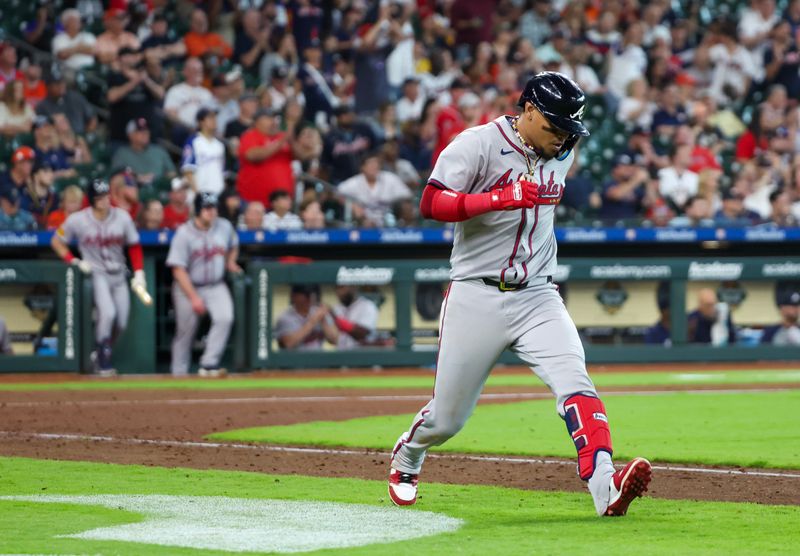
left=51, top=215, right=91, bottom=274
left=420, top=130, right=539, bottom=223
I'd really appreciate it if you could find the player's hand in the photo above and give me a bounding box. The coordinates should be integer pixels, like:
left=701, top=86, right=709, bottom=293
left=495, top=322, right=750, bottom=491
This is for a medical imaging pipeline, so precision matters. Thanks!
left=70, top=258, right=92, bottom=275
left=226, top=262, right=243, bottom=275
left=489, top=179, right=537, bottom=211
left=131, top=270, right=146, bottom=290
left=190, top=295, right=207, bottom=315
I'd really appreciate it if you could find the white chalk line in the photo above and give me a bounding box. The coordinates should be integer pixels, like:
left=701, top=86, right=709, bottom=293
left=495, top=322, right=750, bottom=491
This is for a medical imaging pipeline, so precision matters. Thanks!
left=0, top=430, right=798, bottom=480
left=0, top=387, right=794, bottom=408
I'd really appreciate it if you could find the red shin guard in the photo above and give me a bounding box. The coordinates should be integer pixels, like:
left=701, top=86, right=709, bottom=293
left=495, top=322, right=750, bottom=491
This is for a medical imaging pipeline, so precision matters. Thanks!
left=563, top=394, right=613, bottom=480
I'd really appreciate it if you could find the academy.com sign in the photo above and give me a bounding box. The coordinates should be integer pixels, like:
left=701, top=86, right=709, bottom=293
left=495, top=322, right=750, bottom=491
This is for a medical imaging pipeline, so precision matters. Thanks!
left=589, top=264, right=671, bottom=279
left=688, top=261, right=743, bottom=280
left=336, top=266, right=395, bottom=285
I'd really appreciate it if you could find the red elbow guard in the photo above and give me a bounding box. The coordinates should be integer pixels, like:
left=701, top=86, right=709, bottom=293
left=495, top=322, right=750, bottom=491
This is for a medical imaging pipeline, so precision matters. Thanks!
left=563, top=394, right=613, bottom=480
left=420, top=185, right=493, bottom=222
left=128, top=244, right=144, bottom=271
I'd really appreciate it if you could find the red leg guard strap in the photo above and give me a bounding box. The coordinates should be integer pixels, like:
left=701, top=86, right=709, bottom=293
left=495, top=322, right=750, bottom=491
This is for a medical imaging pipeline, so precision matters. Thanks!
left=563, top=394, right=613, bottom=481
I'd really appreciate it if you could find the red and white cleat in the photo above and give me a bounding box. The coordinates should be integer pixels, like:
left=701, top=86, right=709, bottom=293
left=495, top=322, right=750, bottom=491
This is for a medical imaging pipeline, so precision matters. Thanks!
left=604, top=457, right=652, bottom=516
left=388, top=468, right=419, bottom=506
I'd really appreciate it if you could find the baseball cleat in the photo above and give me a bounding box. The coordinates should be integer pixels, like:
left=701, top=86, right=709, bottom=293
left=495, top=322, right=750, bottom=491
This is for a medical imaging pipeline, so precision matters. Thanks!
left=198, top=367, right=227, bottom=378
left=388, top=468, right=419, bottom=506
left=604, top=457, right=652, bottom=516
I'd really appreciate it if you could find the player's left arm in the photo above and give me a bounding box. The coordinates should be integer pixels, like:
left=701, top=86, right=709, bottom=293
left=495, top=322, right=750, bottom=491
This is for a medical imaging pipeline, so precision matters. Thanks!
left=225, top=222, right=242, bottom=274
left=122, top=212, right=147, bottom=291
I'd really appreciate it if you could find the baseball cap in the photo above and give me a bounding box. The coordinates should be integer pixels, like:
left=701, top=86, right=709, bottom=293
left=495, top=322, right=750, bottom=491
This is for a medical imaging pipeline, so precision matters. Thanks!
left=32, top=115, right=53, bottom=130
left=0, top=185, right=20, bottom=205
left=458, top=91, right=481, bottom=109
left=211, top=74, right=228, bottom=88
left=45, top=69, right=65, bottom=84
left=171, top=177, right=189, bottom=191
left=239, top=92, right=258, bottom=103
left=271, top=65, right=289, bottom=80
left=126, top=117, right=149, bottom=134
left=333, top=102, right=356, bottom=116
left=777, top=290, right=800, bottom=306
left=11, top=146, right=35, bottom=164
left=196, top=106, right=218, bottom=123
left=290, top=283, right=318, bottom=296
left=450, top=76, right=470, bottom=90
left=722, top=189, right=743, bottom=201
left=104, top=8, right=128, bottom=20
left=254, top=107, right=280, bottom=119
left=614, top=153, right=635, bottom=166
left=32, top=159, right=54, bottom=174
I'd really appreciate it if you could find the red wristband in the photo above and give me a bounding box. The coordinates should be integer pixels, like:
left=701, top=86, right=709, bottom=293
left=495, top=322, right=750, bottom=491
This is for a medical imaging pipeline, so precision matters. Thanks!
left=128, top=244, right=144, bottom=271
left=62, top=252, right=75, bottom=264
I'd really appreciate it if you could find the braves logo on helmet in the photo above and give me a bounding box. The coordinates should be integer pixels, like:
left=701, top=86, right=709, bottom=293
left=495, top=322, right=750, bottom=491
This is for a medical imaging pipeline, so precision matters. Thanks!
left=194, top=191, right=219, bottom=214
left=518, top=72, right=590, bottom=138
left=87, top=179, right=110, bottom=205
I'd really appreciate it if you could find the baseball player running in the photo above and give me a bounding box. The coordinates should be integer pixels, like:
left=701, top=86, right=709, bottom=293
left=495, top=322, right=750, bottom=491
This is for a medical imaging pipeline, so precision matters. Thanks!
left=389, top=72, right=652, bottom=516
left=166, top=192, right=240, bottom=377
left=51, top=179, right=147, bottom=376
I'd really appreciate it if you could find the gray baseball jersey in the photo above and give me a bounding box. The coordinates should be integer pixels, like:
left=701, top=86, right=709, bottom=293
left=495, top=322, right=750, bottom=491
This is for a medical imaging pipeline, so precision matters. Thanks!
left=166, top=218, right=238, bottom=286
left=274, top=306, right=327, bottom=350
left=428, top=115, right=572, bottom=284
left=58, top=207, right=139, bottom=274
left=332, top=296, right=378, bottom=349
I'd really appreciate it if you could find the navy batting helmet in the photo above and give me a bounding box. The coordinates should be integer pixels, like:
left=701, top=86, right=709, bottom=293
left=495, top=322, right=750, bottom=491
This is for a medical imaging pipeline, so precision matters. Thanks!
left=87, top=179, right=110, bottom=206
left=518, top=72, right=590, bottom=137
left=194, top=191, right=219, bottom=214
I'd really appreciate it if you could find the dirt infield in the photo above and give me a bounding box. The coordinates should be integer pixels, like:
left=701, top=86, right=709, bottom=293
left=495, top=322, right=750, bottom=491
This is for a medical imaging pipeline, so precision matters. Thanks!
left=0, top=369, right=798, bottom=507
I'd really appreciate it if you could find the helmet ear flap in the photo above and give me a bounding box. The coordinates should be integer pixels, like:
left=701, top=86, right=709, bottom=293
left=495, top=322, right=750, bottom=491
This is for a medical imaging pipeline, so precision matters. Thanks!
left=559, top=134, right=580, bottom=157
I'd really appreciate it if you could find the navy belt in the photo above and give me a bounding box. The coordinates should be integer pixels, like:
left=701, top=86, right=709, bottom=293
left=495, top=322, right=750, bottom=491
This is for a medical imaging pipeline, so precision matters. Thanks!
left=482, top=276, right=552, bottom=291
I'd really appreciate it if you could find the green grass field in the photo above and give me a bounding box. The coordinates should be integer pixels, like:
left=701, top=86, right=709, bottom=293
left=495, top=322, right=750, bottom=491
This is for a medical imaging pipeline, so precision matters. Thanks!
left=1, top=368, right=799, bottom=392
left=211, top=390, right=800, bottom=469
left=1, top=457, right=798, bottom=555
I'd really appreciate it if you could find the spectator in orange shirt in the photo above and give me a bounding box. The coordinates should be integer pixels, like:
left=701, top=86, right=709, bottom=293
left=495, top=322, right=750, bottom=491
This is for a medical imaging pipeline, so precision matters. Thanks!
left=96, top=9, right=141, bottom=67
left=22, top=62, right=46, bottom=107
left=236, top=108, right=295, bottom=207
left=46, top=185, right=84, bottom=230
left=184, top=9, right=232, bottom=61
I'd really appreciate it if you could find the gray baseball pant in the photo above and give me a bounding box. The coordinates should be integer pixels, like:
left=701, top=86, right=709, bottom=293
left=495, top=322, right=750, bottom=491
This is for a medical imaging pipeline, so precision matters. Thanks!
left=171, top=282, right=234, bottom=375
left=391, top=278, right=598, bottom=474
left=92, top=271, right=130, bottom=343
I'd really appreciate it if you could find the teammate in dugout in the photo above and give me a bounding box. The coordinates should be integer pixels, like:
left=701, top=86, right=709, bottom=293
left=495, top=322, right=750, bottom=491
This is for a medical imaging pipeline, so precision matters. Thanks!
left=51, top=179, right=147, bottom=375
left=166, top=192, right=241, bottom=377
left=388, top=72, right=652, bottom=516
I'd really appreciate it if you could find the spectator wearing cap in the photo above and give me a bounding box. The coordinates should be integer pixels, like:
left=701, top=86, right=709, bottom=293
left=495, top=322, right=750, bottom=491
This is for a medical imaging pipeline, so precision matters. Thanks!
left=162, top=178, right=191, bottom=230
left=22, top=62, right=46, bottom=107
left=111, top=118, right=176, bottom=187
left=181, top=107, right=226, bottom=196
left=52, top=9, right=97, bottom=71
left=184, top=9, right=232, bottom=61
left=321, top=103, right=378, bottom=184
left=714, top=189, right=762, bottom=225
left=96, top=8, right=141, bottom=66
left=337, top=151, right=412, bottom=227
left=223, top=93, right=258, bottom=166
left=266, top=66, right=304, bottom=113
left=599, top=153, right=654, bottom=221
left=140, top=12, right=187, bottom=67
left=0, top=184, right=37, bottom=231
left=275, top=283, right=338, bottom=351
left=164, top=57, right=215, bottom=133
left=36, top=70, right=96, bottom=135
left=0, top=147, right=35, bottom=194
left=0, top=43, right=24, bottom=92
left=237, top=107, right=298, bottom=206
left=761, top=288, right=800, bottom=346
left=258, top=33, right=299, bottom=88
left=0, top=79, right=35, bottom=137
left=46, top=184, right=84, bottom=230
left=234, top=8, right=270, bottom=75
left=212, top=73, right=240, bottom=137
left=396, top=77, right=424, bottom=124
left=32, top=116, right=75, bottom=179
left=19, top=159, right=56, bottom=227
left=658, top=143, right=699, bottom=212
left=109, top=168, right=140, bottom=220
left=297, top=38, right=338, bottom=125
left=263, top=190, right=303, bottom=231
left=107, top=47, right=165, bottom=144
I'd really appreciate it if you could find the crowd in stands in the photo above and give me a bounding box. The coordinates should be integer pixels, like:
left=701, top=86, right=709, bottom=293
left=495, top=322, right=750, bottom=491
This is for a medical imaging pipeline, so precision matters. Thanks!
left=2, top=0, right=800, bottom=232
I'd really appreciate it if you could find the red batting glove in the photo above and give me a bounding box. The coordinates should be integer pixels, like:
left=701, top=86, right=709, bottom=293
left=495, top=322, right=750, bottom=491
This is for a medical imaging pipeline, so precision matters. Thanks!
left=489, top=179, right=537, bottom=211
